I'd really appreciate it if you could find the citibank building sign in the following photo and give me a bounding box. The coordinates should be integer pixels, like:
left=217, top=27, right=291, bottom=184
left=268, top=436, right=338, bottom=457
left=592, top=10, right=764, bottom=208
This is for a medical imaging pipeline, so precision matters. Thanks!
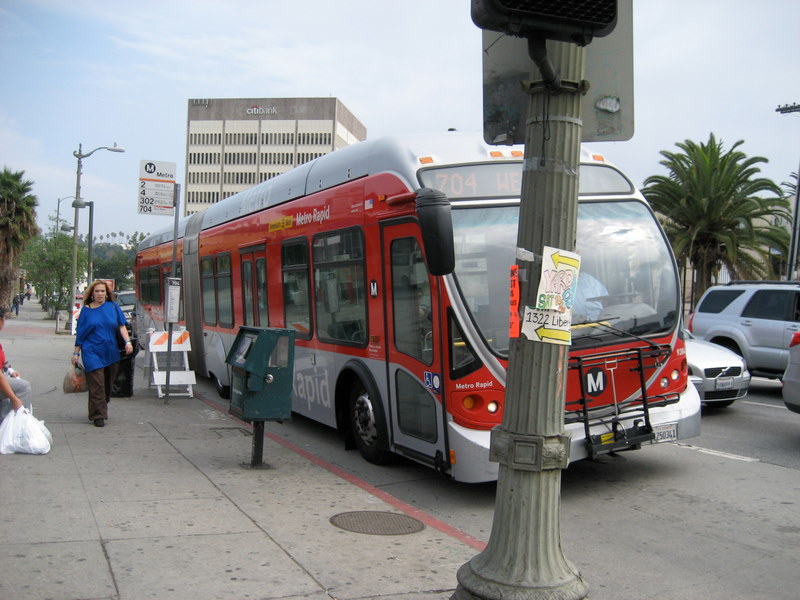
left=246, top=106, right=277, bottom=116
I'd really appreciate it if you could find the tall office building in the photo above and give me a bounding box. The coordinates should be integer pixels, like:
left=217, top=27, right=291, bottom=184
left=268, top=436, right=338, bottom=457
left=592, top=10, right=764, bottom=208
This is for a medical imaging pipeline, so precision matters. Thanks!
left=185, top=97, right=367, bottom=215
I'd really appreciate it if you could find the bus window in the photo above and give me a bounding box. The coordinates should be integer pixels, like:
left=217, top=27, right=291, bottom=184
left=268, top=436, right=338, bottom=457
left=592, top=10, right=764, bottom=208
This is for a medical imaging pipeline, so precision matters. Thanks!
left=448, top=309, right=480, bottom=379
left=139, top=267, right=161, bottom=305
left=391, top=237, right=433, bottom=365
left=201, top=256, right=216, bottom=326
left=282, top=240, right=311, bottom=339
left=256, top=257, right=268, bottom=326
left=216, top=254, right=233, bottom=328
left=313, top=229, right=366, bottom=345
left=242, top=260, right=253, bottom=326
left=396, top=370, right=437, bottom=442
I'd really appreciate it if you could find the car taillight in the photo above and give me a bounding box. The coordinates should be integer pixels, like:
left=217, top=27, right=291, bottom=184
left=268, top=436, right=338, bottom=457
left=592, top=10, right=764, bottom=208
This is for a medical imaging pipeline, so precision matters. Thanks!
left=687, top=313, right=695, bottom=332
left=790, top=331, right=800, bottom=348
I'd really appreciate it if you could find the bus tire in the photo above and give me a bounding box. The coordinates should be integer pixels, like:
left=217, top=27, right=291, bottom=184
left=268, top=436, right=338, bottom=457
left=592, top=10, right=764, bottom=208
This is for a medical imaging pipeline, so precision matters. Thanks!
left=213, top=373, right=231, bottom=399
left=348, top=378, right=392, bottom=465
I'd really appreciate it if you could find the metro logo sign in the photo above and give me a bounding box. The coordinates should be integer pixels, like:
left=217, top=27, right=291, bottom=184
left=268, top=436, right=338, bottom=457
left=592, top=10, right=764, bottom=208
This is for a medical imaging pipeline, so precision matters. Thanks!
left=139, top=160, right=176, bottom=216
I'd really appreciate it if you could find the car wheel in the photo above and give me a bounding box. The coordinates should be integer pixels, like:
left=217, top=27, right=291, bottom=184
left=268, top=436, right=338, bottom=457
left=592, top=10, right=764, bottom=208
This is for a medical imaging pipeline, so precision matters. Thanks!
left=714, top=339, right=743, bottom=357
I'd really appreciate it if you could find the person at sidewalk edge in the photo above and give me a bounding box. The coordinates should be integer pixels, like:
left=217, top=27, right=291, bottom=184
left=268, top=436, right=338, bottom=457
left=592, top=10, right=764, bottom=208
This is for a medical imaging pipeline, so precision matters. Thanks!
left=71, top=280, right=133, bottom=427
left=0, top=307, right=32, bottom=421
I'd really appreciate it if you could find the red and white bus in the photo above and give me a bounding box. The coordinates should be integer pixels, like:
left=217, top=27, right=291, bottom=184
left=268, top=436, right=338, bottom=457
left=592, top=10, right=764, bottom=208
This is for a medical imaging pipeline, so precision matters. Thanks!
left=135, top=132, right=701, bottom=483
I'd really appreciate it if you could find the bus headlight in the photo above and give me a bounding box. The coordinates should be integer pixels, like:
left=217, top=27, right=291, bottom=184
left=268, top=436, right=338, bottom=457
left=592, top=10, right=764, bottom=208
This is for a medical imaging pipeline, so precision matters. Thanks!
left=487, top=401, right=500, bottom=414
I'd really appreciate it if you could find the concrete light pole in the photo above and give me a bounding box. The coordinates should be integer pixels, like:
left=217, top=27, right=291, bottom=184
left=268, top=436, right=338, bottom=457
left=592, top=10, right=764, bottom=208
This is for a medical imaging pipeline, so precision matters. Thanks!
left=453, top=40, right=589, bottom=600
left=67, top=143, right=124, bottom=325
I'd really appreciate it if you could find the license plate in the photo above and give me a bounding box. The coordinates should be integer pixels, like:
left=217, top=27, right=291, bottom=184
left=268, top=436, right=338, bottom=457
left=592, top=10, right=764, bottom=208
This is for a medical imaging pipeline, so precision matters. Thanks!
left=715, top=377, right=734, bottom=390
left=651, top=422, right=678, bottom=443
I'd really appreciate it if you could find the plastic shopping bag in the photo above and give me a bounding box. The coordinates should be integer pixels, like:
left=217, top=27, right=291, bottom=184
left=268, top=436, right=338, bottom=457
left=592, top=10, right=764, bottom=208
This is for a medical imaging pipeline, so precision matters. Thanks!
left=0, top=408, right=52, bottom=454
left=63, top=364, right=87, bottom=394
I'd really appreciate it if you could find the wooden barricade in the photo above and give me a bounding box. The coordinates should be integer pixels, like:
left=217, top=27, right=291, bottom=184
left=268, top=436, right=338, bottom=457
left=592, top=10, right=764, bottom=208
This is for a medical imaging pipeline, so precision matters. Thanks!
left=145, top=328, right=196, bottom=398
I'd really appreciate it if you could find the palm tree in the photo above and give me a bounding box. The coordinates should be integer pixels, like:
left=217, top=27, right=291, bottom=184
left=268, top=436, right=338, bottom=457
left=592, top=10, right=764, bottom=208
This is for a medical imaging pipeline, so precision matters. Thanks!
left=0, top=168, right=40, bottom=306
left=642, top=134, right=790, bottom=308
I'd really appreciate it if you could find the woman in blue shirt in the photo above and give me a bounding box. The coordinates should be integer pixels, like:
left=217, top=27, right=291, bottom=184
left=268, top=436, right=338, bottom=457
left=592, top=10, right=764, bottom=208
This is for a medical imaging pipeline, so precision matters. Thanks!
left=71, top=280, right=133, bottom=427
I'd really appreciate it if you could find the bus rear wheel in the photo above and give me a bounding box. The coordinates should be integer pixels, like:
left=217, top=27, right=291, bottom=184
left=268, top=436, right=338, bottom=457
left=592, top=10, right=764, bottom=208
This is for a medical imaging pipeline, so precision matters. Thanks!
left=348, top=381, right=391, bottom=465
left=214, top=373, right=230, bottom=399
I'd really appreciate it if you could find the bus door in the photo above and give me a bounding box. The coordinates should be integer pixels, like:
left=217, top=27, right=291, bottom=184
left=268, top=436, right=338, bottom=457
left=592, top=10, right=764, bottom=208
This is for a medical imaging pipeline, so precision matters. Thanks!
left=382, top=222, right=448, bottom=468
left=239, top=246, right=268, bottom=327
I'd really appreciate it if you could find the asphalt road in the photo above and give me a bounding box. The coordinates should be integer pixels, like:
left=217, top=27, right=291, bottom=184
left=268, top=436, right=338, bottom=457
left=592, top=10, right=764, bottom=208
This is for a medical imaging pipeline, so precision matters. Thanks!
left=236, top=376, right=799, bottom=600
left=696, top=377, right=800, bottom=469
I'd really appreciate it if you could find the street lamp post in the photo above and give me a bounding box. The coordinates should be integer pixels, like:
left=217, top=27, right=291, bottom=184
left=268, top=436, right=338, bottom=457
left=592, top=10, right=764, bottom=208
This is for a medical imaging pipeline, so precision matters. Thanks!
left=67, top=143, right=124, bottom=326
left=86, top=201, right=95, bottom=283
left=55, top=196, right=76, bottom=234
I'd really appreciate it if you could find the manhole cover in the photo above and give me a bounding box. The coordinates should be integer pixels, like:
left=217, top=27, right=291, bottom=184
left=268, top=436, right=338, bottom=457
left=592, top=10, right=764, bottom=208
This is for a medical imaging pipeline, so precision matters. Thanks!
left=329, top=511, right=425, bottom=535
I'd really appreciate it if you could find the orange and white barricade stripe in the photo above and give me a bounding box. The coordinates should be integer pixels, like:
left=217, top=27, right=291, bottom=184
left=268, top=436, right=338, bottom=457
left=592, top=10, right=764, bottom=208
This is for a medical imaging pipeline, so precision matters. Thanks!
left=148, top=329, right=192, bottom=352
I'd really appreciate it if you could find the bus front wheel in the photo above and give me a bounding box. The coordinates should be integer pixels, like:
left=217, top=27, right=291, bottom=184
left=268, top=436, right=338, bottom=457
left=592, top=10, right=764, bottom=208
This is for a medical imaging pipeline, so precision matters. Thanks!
left=348, top=381, right=391, bottom=465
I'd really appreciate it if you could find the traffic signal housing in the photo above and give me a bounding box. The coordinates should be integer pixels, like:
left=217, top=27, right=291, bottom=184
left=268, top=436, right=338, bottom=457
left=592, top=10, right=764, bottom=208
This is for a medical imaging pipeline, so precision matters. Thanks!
left=471, top=0, right=617, bottom=45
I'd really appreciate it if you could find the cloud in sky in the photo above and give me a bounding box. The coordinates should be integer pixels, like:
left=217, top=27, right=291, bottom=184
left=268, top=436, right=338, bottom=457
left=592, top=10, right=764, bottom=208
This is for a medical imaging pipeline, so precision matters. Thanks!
left=1, top=0, right=798, bottom=238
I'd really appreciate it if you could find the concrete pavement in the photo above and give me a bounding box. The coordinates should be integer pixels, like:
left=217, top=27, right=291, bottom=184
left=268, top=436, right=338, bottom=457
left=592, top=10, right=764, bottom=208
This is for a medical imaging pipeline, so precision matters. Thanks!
left=0, top=298, right=482, bottom=600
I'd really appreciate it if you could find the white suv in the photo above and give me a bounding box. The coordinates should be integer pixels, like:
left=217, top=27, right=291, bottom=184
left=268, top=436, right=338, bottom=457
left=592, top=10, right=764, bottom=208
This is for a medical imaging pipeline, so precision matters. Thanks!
left=688, top=281, right=800, bottom=379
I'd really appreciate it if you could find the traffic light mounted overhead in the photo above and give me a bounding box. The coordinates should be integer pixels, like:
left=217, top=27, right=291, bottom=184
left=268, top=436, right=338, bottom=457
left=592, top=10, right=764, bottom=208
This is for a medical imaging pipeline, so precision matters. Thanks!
left=471, top=0, right=617, bottom=45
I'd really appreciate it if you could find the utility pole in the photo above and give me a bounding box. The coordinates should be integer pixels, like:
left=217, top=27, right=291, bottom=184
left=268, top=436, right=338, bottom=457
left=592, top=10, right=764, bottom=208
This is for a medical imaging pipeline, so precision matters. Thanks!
left=776, top=103, right=800, bottom=280
left=454, top=2, right=619, bottom=598
left=453, top=40, right=588, bottom=600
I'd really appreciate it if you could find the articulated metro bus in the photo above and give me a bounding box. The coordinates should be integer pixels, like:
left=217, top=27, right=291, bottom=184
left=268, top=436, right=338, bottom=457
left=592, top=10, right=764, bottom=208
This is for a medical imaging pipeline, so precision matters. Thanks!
left=135, top=132, right=701, bottom=483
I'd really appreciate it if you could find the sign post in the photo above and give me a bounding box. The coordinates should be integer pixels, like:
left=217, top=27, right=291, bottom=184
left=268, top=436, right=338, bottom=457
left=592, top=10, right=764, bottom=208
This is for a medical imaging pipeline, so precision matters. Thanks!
left=138, top=160, right=182, bottom=403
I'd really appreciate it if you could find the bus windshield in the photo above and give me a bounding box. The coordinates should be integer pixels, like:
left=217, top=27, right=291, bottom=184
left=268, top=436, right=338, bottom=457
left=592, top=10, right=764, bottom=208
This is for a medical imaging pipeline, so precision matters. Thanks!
left=450, top=200, right=679, bottom=354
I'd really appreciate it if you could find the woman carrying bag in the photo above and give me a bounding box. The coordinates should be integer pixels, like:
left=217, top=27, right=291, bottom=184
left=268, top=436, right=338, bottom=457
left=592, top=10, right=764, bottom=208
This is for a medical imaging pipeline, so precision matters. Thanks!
left=71, top=280, right=133, bottom=427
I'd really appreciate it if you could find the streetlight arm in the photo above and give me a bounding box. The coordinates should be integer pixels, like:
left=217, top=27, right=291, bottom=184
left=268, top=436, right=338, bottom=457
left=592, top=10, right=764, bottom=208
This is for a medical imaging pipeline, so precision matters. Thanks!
left=73, top=144, right=126, bottom=160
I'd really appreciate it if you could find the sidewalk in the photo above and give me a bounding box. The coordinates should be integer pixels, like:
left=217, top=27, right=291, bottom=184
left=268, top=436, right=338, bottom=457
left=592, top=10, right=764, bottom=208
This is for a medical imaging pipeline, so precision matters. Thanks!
left=0, top=298, right=478, bottom=600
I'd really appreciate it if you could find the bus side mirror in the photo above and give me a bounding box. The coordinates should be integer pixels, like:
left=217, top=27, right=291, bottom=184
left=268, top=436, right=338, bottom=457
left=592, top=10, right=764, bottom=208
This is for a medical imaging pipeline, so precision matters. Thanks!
left=416, top=188, right=455, bottom=276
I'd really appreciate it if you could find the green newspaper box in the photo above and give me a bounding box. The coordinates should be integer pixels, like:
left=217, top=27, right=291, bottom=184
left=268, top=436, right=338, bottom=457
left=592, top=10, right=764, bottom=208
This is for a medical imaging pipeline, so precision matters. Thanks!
left=226, top=326, right=295, bottom=422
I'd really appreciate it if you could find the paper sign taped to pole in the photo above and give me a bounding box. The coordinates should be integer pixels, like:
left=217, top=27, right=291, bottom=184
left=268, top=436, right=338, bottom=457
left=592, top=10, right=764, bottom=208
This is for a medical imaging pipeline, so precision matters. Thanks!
left=520, top=246, right=581, bottom=345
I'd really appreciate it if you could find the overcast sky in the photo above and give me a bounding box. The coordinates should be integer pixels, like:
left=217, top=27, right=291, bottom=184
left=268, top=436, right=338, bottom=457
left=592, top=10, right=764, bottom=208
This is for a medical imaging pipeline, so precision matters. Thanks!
left=1, top=0, right=798, bottom=239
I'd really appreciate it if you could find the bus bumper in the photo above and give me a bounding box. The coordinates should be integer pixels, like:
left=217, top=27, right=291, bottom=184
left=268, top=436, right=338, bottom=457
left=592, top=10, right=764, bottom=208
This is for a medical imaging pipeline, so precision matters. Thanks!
left=567, top=385, right=702, bottom=462
left=447, top=422, right=498, bottom=484
left=446, top=386, right=701, bottom=483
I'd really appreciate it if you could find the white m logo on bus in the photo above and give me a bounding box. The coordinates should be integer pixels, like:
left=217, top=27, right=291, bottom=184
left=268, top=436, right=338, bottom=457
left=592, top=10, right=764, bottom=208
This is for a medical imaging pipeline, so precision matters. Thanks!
left=585, top=367, right=606, bottom=397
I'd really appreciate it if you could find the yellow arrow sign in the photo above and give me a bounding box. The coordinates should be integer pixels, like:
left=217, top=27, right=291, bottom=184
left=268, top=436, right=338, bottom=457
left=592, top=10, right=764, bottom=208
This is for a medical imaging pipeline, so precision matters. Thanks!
left=535, top=325, right=572, bottom=343
left=550, top=251, right=580, bottom=270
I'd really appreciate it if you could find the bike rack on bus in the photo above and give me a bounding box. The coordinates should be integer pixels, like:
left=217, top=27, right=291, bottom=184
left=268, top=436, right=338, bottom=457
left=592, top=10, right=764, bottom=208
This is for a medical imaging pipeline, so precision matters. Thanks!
left=567, top=345, right=681, bottom=459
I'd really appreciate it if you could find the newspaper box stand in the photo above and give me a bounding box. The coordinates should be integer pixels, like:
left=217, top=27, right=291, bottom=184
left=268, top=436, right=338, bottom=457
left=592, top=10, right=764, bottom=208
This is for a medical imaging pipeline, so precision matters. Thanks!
left=225, top=326, right=295, bottom=467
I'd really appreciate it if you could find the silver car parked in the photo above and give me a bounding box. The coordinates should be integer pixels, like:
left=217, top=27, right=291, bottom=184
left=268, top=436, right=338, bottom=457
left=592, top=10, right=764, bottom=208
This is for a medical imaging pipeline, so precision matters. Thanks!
left=685, top=330, right=751, bottom=407
left=782, top=331, right=800, bottom=414
left=689, top=281, right=800, bottom=379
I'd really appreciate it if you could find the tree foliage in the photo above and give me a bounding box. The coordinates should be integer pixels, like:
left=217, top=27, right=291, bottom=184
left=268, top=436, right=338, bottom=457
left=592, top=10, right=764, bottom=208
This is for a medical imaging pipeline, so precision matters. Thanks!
left=20, top=232, right=80, bottom=310
left=92, top=242, right=135, bottom=289
left=642, top=134, right=790, bottom=305
left=21, top=222, right=146, bottom=310
left=0, top=168, right=40, bottom=306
